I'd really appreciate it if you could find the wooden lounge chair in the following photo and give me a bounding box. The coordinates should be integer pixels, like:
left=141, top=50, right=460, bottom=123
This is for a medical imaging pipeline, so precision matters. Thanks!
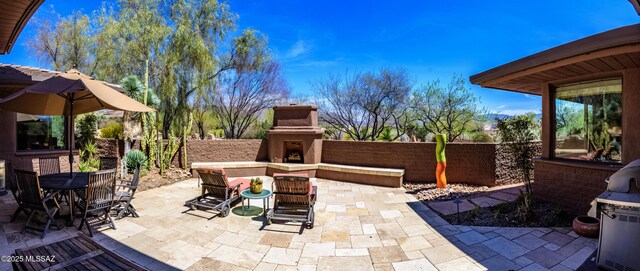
left=99, top=156, right=118, bottom=170
left=14, top=169, right=62, bottom=239
left=112, top=162, right=141, bottom=219
left=77, top=169, right=117, bottom=237
left=265, top=175, right=317, bottom=230
left=185, top=168, right=249, bottom=219
left=38, top=157, right=60, bottom=175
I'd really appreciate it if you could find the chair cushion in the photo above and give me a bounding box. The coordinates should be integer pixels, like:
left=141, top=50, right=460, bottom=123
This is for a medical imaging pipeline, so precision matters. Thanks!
left=227, top=178, right=250, bottom=191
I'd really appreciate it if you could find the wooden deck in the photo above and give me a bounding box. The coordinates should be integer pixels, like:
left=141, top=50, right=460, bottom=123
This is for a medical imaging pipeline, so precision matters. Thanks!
left=12, top=233, right=147, bottom=271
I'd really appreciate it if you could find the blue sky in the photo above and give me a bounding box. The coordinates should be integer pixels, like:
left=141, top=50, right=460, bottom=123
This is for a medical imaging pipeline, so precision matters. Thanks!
left=1, top=0, right=638, bottom=115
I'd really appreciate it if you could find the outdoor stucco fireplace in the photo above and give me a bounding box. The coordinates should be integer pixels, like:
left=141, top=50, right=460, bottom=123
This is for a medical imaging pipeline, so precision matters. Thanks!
left=268, top=105, right=323, bottom=164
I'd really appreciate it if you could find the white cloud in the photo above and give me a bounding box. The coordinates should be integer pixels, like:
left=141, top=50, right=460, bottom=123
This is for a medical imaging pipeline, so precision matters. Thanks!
left=496, top=104, right=507, bottom=109
left=286, top=40, right=309, bottom=59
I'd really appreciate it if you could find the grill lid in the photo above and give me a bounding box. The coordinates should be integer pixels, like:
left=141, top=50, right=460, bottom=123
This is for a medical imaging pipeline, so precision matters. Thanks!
left=607, top=159, right=640, bottom=193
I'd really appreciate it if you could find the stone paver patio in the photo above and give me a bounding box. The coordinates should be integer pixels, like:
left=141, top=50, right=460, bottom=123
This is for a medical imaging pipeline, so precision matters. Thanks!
left=1, top=177, right=596, bottom=270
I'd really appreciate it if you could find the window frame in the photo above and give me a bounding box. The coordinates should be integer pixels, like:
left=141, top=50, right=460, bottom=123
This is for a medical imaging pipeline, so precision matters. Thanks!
left=15, top=113, right=70, bottom=153
left=550, top=77, right=623, bottom=165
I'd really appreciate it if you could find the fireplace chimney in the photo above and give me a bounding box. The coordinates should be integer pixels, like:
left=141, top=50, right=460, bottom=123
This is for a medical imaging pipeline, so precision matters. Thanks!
left=267, top=105, right=324, bottom=164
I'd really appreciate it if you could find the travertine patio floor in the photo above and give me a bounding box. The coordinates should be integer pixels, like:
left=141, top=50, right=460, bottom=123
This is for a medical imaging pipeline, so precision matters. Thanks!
left=1, top=177, right=596, bottom=271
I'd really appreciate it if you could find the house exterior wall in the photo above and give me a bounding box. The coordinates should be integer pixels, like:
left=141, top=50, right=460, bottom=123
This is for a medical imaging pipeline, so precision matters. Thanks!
left=534, top=159, right=617, bottom=214
left=535, top=68, right=640, bottom=214
left=0, top=111, right=79, bottom=172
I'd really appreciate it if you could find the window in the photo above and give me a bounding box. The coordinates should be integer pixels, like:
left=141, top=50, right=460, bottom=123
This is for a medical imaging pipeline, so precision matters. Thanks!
left=16, top=113, right=66, bottom=151
left=554, top=79, right=622, bottom=163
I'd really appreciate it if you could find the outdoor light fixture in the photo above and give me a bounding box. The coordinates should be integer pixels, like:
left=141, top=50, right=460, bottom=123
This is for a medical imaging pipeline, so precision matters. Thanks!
left=453, top=199, right=463, bottom=223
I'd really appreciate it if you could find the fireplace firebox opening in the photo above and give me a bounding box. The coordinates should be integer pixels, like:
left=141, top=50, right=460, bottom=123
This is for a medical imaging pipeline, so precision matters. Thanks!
left=284, top=141, right=304, bottom=163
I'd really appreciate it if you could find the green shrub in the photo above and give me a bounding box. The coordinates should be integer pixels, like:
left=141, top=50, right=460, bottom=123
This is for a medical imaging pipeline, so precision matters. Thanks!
left=101, top=122, right=123, bottom=139
left=213, top=129, right=225, bottom=138
left=78, top=142, right=99, bottom=172
left=124, top=150, right=148, bottom=173
left=75, top=113, right=100, bottom=147
left=472, top=132, right=494, bottom=143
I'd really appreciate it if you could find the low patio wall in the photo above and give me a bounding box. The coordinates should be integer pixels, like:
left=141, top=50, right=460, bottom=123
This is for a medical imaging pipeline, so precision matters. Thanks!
left=185, top=139, right=541, bottom=187
left=321, top=140, right=529, bottom=186
left=534, top=159, right=619, bottom=215
left=185, top=139, right=268, bottom=166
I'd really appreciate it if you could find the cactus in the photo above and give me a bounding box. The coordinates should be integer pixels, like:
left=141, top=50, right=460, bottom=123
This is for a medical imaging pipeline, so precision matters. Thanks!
left=160, top=132, right=180, bottom=175
left=141, top=112, right=157, bottom=170
left=182, top=113, right=193, bottom=169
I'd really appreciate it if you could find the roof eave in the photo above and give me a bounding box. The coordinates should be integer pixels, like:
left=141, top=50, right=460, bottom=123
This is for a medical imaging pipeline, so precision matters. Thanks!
left=470, top=24, right=640, bottom=87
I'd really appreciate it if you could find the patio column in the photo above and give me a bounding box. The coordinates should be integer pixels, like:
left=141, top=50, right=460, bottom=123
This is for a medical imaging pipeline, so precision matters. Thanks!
left=622, top=68, right=640, bottom=164
left=541, top=83, right=554, bottom=159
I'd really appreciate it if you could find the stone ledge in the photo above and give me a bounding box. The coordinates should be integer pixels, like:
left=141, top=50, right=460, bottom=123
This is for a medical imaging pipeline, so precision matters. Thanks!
left=318, top=163, right=404, bottom=177
left=191, top=161, right=404, bottom=178
left=191, top=161, right=269, bottom=169
left=267, top=163, right=319, bottom=171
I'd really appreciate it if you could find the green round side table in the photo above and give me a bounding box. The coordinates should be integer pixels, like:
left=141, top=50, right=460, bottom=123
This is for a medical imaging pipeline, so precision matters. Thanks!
left=237, top=189, right=272, bottom=217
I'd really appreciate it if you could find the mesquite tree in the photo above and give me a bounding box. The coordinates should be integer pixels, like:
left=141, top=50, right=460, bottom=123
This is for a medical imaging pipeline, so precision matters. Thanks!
left=212, top=61, right=289, bottom=139
left=314, top=68, right=412, bottom=141
left=410, top=75, right=483, bottom=142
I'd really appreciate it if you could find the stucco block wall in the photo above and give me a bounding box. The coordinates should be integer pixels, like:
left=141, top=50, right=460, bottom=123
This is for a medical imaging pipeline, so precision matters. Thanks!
left=186, top=139, right=268, bottom=164
left=321, top=140, right=500, bottom=186
left=534, top=159, right=619, bottom=215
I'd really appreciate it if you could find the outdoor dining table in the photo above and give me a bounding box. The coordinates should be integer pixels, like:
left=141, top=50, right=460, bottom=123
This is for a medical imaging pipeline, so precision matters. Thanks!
left=39, top=172, right=90, bottom=226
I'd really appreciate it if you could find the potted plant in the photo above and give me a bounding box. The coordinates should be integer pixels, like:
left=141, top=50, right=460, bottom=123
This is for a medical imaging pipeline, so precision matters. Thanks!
left=250, top=177, right=263, bottom=194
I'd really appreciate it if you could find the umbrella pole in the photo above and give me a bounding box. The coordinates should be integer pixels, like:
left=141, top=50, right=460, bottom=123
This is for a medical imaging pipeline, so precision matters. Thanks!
left=69, top=94, right=74, bottom=179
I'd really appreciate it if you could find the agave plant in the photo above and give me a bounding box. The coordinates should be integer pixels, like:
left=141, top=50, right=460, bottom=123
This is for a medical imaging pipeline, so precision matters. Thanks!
left=125, top=150, right=148, bottom=173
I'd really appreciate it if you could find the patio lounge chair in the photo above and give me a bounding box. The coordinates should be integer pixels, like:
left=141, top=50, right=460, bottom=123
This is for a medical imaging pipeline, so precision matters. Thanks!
left=14, top=169, right=62, bottom=239
left=184, top=168, right=249, bottom=218
left=77, top=169, right=117, bottom=237
left=112, top=162, right=141, bottom=219
left=265, top=175, right=317, bottom=230
left=6, top=162, right=28, bottom=222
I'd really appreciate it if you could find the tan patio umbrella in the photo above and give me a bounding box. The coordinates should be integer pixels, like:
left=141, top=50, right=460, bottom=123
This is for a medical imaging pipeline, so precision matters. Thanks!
left=0, top=68, right=154, bottom=177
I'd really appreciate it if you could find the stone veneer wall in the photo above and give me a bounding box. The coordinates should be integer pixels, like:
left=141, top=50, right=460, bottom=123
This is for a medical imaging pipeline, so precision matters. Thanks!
left=534, top=159, right=619, bottom=215
left=494, top=142, right=542, bottom=185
